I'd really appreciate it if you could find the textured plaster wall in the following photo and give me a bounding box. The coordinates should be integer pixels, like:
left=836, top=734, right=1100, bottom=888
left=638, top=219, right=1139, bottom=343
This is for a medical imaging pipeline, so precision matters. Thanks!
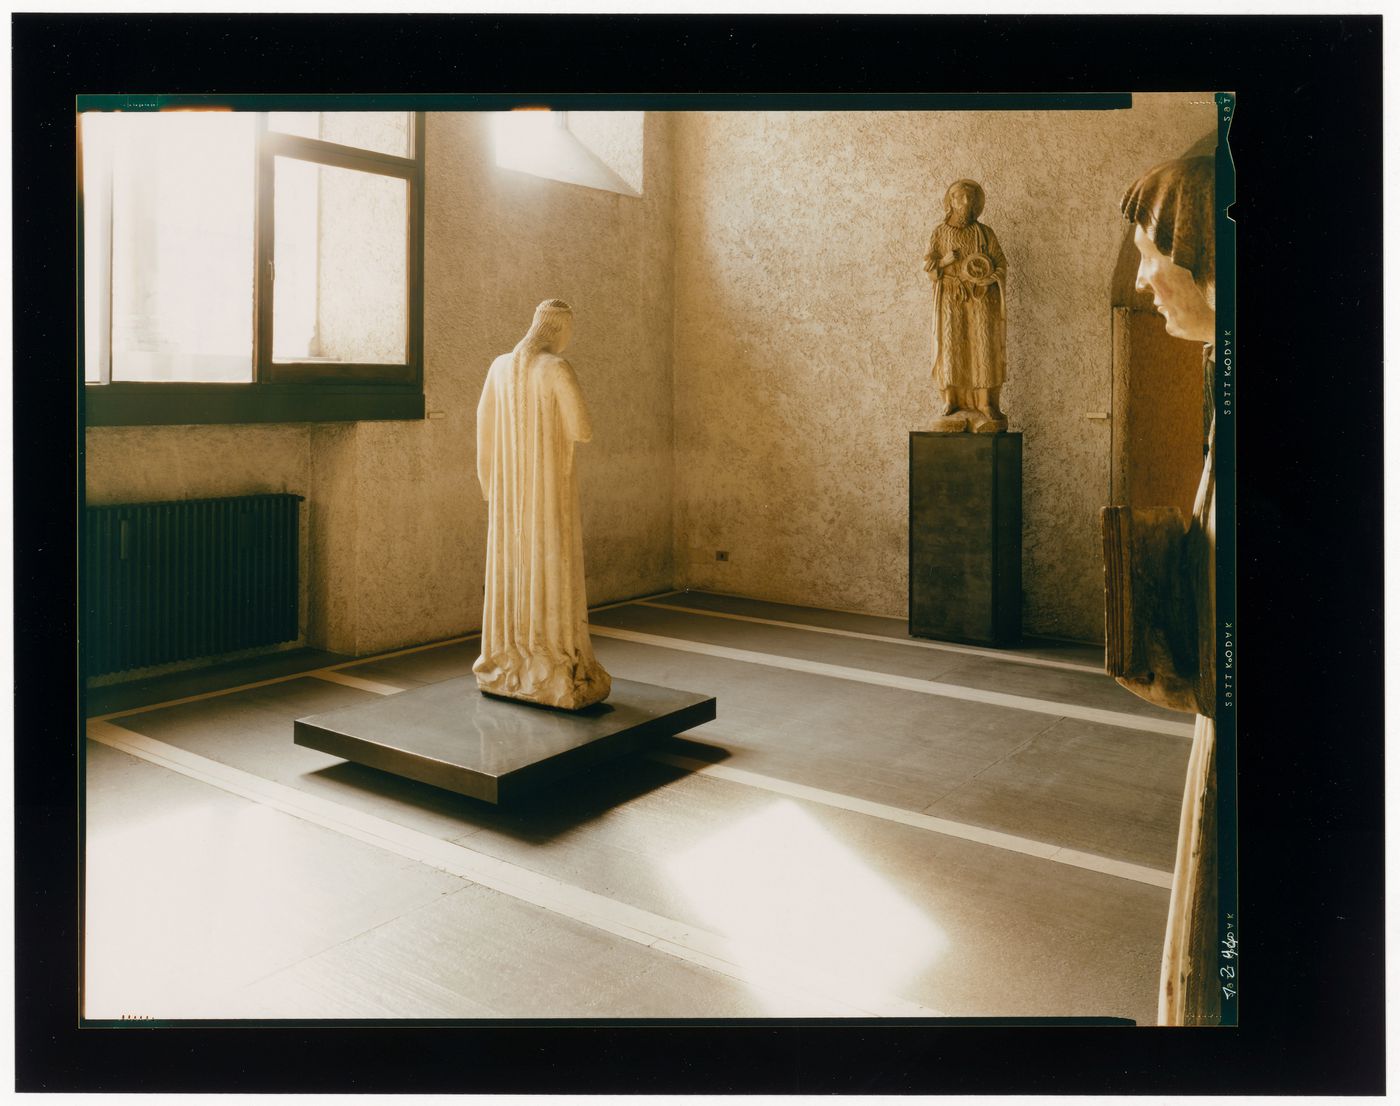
left=566, top=112, right=645, bottom=195
left=83, top=98, right=1211, bottom=665
left=336, top=109, right=676, bottom=655
left=83, top=110, right=675, bottom=659
left=670, top=96, right=1215, bottom=641
left=306, top=424, right=360, bottom=650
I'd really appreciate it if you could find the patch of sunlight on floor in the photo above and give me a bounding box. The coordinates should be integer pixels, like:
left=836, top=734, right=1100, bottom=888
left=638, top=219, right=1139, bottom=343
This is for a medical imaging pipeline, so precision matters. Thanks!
left=664, top=798, right=948, bottom=1010
left=84, top=801, right=322, bottom=1019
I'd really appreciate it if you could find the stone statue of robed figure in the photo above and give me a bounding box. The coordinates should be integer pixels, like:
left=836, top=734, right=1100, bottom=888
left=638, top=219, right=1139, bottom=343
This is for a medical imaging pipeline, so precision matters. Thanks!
left=924, top=178, right=1009, bottom=433
left=473, top=299, right=612, bottom=711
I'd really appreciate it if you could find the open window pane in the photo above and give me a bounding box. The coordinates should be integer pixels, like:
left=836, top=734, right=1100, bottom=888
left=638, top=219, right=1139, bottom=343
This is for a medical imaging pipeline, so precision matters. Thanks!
left=272, top=157, right=409, bottom=365
left=92, top=111, right=256, bottom=383
left=80, top=113, right=114, bottom=383
left=267, top=111, right=412, bottom=158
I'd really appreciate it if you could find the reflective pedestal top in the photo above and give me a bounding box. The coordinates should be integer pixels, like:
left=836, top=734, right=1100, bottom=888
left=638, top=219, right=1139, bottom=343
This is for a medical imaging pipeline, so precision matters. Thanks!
left=294, top=676, right=716, bottom=804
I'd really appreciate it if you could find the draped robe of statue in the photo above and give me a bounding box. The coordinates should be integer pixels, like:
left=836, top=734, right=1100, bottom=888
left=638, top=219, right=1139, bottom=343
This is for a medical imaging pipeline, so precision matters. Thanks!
left=928, top=219, right=1008, bottom=392
left=472, top=343, right=611, bottom=710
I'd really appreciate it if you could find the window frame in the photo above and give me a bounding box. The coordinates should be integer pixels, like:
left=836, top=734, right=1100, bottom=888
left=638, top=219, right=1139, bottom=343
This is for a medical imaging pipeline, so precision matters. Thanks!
left=82, top=108, right=427, bottom=427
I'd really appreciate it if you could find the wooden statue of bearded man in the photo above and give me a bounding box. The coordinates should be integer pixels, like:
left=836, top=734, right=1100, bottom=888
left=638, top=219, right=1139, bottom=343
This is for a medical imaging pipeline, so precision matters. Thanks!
left=923, top=179, right=1009, bottom=433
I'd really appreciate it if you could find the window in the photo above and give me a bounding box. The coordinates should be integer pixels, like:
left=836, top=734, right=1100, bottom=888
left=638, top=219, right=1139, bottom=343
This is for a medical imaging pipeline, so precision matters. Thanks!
left=81, top=106, right=426, bottom=425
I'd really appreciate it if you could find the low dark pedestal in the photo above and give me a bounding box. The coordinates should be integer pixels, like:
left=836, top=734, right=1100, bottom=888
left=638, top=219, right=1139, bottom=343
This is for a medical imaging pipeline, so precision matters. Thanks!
left=294, top=676, right=716, bottom=804
left=909, top=431, right=1022, bottom=646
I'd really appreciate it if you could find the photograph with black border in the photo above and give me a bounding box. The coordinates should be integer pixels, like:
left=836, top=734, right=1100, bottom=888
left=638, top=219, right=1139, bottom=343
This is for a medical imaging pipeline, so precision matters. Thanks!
left=13, top=11, right=1384, bottom=1095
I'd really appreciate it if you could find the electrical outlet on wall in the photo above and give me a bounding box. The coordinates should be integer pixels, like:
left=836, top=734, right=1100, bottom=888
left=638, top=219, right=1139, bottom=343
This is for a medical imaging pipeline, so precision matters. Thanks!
left=715, top=550, right=729, bottom=562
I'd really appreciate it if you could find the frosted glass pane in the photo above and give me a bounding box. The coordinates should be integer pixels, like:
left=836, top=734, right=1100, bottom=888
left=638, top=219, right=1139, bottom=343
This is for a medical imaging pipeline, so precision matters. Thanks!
left=268, top=111, right=411, bottom=158
left=81, top=113, right=114, bottom=383
left=272, top=157, right=408, bottom=365
left=94, top=112, right=256, bottom=383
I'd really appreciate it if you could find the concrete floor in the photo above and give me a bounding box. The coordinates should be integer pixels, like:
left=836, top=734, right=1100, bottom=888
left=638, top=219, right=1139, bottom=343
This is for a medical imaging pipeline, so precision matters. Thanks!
left=84, top=590, right=1190, bottom=1023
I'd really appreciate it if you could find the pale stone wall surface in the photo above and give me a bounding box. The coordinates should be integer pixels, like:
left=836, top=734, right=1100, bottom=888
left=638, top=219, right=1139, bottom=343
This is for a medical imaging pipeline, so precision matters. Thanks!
left=565, top=111, right=646, bottom=195
left=83, top=111, right=676, bottom=657
left=306, top=424, right=360, bottom=652
left=670, top=96, right=1215, bottom=640
left=360, top=109, right=676, bottom=655
left=83, top=98, right=1212, bottom=659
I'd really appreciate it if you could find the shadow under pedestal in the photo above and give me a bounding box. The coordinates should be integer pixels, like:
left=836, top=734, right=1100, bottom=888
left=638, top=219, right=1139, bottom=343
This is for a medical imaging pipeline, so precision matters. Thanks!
left=294, top=676, right=717, bottom=804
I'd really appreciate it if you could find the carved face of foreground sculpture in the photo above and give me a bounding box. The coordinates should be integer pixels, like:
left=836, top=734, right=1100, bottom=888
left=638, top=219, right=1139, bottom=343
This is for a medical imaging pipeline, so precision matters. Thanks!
left=1110, top=158, right=1218, bottom=717
left=1120, top=156, right=1216, bottom=345
left=1133, top=226, right=1215, bottom=343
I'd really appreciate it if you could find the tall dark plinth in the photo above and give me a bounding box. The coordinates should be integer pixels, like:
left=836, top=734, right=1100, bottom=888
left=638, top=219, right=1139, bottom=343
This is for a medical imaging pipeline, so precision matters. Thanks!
left=909, top=431, right=1022, bottom=646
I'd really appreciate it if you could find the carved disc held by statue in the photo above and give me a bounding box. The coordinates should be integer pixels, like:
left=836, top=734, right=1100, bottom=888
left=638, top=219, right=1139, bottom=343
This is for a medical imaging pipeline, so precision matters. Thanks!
left=958, top=252, right=996, bottom=284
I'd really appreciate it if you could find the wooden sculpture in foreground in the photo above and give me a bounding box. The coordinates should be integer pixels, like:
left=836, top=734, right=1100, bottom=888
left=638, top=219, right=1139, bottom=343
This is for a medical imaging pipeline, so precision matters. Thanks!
left=1102, top=156, right=1218, bottom=1026
left=473, top=299, right=612, bottom=711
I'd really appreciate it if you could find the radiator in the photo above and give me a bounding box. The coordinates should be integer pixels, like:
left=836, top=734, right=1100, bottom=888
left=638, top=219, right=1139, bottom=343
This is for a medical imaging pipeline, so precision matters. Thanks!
left=83, top=493, right=302, bottom=678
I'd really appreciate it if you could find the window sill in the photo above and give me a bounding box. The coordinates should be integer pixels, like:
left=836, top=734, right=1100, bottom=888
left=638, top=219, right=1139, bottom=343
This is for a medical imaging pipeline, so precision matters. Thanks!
left=83, top=382, right=425, bottom=427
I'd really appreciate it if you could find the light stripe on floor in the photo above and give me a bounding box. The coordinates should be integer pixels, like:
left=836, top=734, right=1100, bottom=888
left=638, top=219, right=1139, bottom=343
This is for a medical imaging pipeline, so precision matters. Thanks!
left=587, top=624, right=1195, bottom=738
left=86, top=720, right=940, bottom=1018
left=590, top=589, right=683, bottom=613
left=636, top=600, right=1103, bottom=674
left=303, top=672, right=1172, bottom=888
left=313, top=669, right=410, bottom=697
